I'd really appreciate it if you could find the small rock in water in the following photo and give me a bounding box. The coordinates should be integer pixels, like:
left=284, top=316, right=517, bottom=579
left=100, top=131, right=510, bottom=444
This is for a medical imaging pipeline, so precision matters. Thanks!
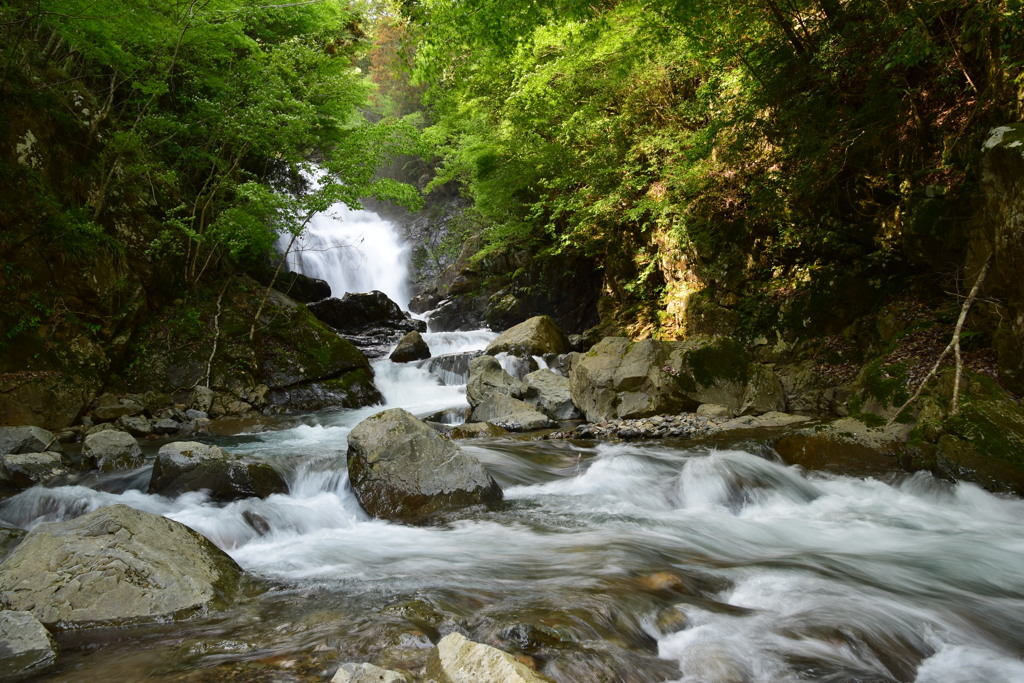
left=0, top=610, right=58, bottom=678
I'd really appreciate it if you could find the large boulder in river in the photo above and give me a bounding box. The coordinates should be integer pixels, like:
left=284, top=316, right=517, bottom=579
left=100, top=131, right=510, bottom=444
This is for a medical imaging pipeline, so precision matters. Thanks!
left=0, top=504, right=243, bottom=627
left=149, top=441, right=288, bottom=502
left=81, top=430, right=143, bottom=472
left=484, top=315, right=568, bottom=358
left=346, top=409, right=503, bottom=522
left=425, top=632, right=555, bottom=683
left=309, top=291, right=424, bottom=335
left=466, top=355, right=525, bottom=408
left=0, top=611, right=58, bottom=678
left=0, top=452, right=68, bottom=490
left=0, top=426, right=62, bottom=456
left=569, top=337, right=785, bottom=422
left=390, top=330, right=431, bottom=363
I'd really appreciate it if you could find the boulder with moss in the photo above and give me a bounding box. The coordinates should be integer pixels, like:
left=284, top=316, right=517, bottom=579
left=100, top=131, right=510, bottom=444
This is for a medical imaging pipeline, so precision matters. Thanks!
left=149, top=441, right=288, bottom=502
left=127, top=276, right=381, bottom=415
left=484, top=315, right=569, bottom=359
left=0, top=504, right=243, bottom=627
left=902, top=372, right=1024, bottom=495
left=347, top=409, right=503, bottom=522
left=569, top=336, right=785, bottom=422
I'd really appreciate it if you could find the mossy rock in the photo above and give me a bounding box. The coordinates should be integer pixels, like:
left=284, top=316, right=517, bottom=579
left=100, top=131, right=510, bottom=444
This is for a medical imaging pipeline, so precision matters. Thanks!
left=127, top=276, right=379, bottom=413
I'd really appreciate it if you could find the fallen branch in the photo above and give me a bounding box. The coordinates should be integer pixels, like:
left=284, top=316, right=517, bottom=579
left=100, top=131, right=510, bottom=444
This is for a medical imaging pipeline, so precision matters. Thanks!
left=888, top=255, right=991, bottom=425
left=199, top=277, right=232, bottom=389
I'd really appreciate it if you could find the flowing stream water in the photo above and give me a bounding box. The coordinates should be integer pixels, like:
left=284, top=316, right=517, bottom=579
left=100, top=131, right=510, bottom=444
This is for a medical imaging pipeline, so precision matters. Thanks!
left=4, top=207, right=1024, bottom=682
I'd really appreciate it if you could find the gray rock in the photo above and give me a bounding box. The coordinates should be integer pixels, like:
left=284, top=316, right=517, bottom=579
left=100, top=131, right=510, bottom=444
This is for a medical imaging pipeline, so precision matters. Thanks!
left=390, top=330, right=431, bottom=363
left=719, top=411, right=811, bottom=430
left=697, top=403, right=733, bottom=419
left=149, top=441, right=288, bottom=502
left=0, top=426, right=61, bottom=456
left=523, top=369, right=580, bottom=420
left=0, top=452, right=67, bottom=490
left=152, top=418, right=181, bottom=435
left=184, top=408, right=209, bottom=420
left=332, top=662, right=410, bottom=683
left=347, top=409, right=502, bottom=522
left=189, top=386, right=215, bottom=413
left=116, top=414, right=153, bottom=437
left=484, top=315, right=568, bottom=358
left=85, top=422, right=120, bottom=437
left=471, top=395, right=554, bottom=432
left=425, top=632, right=554, bottom=683
left=569, top=336, right=783, bottom=422
left=0, top=611, right=58, bottom=678
left=417, top=352, right=481, bottom=386
left=91, top=394, right=144, bottom=421
left=466, top=356, right=525, bottom=408
left=0, top=504, right=243, bottom=627
left=81, top=430, right=144, bottom=472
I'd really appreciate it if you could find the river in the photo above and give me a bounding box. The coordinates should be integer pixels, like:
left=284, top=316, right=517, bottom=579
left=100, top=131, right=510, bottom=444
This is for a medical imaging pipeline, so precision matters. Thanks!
left=3, top=203, right=1023, bottom=682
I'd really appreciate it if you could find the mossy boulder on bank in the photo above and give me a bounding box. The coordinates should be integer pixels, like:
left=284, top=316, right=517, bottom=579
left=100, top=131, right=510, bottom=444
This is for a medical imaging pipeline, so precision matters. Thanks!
left=127, top=276, right=381, bottom=415
left=484, top=315, right=569, bottom=358
left=904, top=372, right=1024, bottom=495
left=569, top=336, right=785, bottom=422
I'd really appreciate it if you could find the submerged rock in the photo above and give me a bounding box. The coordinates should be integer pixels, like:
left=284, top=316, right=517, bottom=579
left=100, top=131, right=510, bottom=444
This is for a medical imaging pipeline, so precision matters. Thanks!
left=0, top=504, right=243, bottom=627
left=425, top=632, right=554, bottom=683
left=346, top=409, right=502, bottom=522
left=149, top=441, right=288, bottom=502
left=0, top=611, right=58, bottom=678
left=332, top=662, right=410, bottom=683
left=81, top=430, right=143, bottom=472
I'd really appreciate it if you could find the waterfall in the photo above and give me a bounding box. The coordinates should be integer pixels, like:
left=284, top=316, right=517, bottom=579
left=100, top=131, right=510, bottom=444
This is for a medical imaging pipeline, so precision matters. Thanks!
left=278, top=201, right=412, bottom=310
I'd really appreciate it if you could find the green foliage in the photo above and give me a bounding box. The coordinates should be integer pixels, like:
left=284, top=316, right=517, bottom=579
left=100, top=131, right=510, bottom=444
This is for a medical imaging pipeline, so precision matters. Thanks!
left=1, top=0, right=422, bottom=288
left=410, top=0, right=1024, bottom=334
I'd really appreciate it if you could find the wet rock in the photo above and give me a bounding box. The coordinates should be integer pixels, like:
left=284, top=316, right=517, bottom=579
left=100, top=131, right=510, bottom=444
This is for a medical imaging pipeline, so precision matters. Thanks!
left=425, top=632, right=554, bottom=683
left=0, top=452, right=68, bottom=490
left=0, top=611, right=58, bottom=678
left=81, top=430, right=143, bottom=472
left=774, top=417, right=909, bottom=476
left=149, top=441, right=288, bottom=502
left=273, top=271, right=331, bottom=304
left=115, top=414, right=153, bottom=437
left=499, top=623, right=565, bottom=653
left=309, top=291, right=424, bottom=335
left=417, top=352, right=481, bottom=386
left=0, top=426, right=61, bottom=455
left=84, top=422, right=120, bottom=437
left=390, top=331, right=431, bottom=363
left=719, top=412, right=812, bottom=431
left=332, top=662, right=410, bottom=683
left=346, top=408, right=502, bottom=522
left=466, top=355, right=525, bottom=408
left=471, top=395, right=553, bottom=432
left=0, top=504, right=243, bottom=627
left=547, top=413, right=719, bottom=441
left=484, top=315, right=569, bottom=359
left=523, top=369, right=580, bottom=420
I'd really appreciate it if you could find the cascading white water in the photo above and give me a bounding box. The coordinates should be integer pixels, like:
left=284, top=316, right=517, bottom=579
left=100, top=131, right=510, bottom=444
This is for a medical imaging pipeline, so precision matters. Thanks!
left=4, top=203, right=1024, bottom=681
left=278, top=201, right=411, bottom=309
